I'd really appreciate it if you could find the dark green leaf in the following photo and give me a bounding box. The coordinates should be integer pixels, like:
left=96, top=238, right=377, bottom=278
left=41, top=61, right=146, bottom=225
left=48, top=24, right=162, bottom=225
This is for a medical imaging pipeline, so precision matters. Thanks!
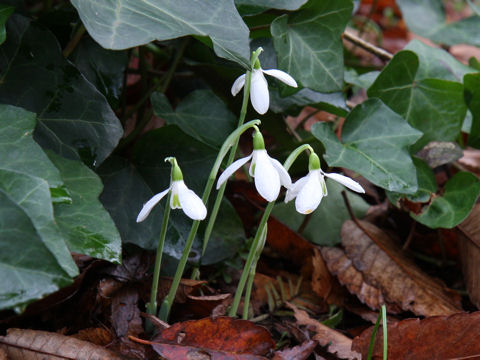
left=48, top=153, right=122, bottom=263
left=0, top=191, right=72, bottom=311
left=0, top=105, right=62, bottom=189
left=404, top=40, right=476, bottom=82
left=387, top=157, right=437, bottom=204
left=368, top=51, right=467, bottom=151
left=0, top=4, right=13, bottom=45
left=412, top=172, right=480, bottom=228
left=271, top=0, right=352, bottom=92
left=70, top=37, right=128, bottom=108
left=344, top=69, right=380, bottom=89
left=311, top=98, right=422, bottom=193
left=235, top=0, right=307, bottom=11
left=50, top=186, right=72, bottom=204
left=151, top=90, right=236, bottom=149
left=272, top=180, right=369, bottom=246
left=397, top=0, right=480, bottom=47
left=71, top=0, right=250, bottom=67
left=0, top=104, right=77, bottom=277
left=0, top=15, right=123, bottom=165
left=464, top=73, right=480, bottom=148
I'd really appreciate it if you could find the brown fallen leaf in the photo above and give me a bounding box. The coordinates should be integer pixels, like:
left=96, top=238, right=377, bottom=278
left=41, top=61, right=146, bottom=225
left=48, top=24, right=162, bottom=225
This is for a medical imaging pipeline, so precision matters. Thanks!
left=311, top=248, right=346, bottom=306
left=458, top=203, right=480, bottom=308
left=352, top=311, right=480, bottom=359
left=151, top=343, right=267, bottom=359
left=272, top=340, right=317, bottom=360
left=320, top=246, right=401, bottom=314
left=72, top=327, right=113, bottom=346
left=341, top=220, right=462, bottom=316
left=0, top=328, right=124, bottom=359
left=153, top=316, right=275, bottom=356
left=0, top=348, right=6, bottom=360
left=286, top=302, right=361, bottom=360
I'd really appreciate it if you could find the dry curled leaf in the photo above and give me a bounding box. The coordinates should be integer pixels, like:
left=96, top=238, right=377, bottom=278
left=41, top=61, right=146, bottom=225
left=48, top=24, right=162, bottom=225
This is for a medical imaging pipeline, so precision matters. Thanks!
left=340, top=220, right=461, bottom=316
left=272, top=340, right=317, bottom=360
left=286, top=302, right=360, bottom=360
left=72, top=327, right=112, bottom=346
left=352, top=311, right=480, bottom=359
left=153, top=316, right=275, bottom=356
left=458, top=203, right=480, bottom=308
left=320, top=246, right=401, bottom=314
left=311, top=248, right=346, bottom=306
left=0, top=328, right=124, bottom=360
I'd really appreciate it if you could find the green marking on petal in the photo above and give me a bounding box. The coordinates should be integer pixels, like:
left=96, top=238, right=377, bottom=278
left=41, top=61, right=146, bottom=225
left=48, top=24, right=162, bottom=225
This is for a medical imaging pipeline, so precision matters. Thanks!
left=172, top=193, right=181, bottom=208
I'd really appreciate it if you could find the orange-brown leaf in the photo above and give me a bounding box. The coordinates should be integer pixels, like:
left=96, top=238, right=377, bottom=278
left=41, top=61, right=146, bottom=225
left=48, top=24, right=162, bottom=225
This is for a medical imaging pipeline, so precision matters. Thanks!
left=152, top=343, right=267, bottom=359
left=311, top=248, right=346, bottom=305
left=341, top=220, right=461, bottom=316
left=286, top=302, right=360, bottom=360
left=0, top=328, right=124, bottom=360
left=154, top=316, right=275, bottom=356
left=352, top=311, right=480, bottom=359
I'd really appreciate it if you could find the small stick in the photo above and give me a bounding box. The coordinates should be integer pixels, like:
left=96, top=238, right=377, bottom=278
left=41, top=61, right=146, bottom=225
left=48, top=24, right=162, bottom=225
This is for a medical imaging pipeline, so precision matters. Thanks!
left=343, top=30, right=393, bottom=61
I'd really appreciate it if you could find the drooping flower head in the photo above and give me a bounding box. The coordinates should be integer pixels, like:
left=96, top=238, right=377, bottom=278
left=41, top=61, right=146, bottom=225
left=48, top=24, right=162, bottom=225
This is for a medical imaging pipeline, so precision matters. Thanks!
left=216, top=129, right=291, bottom=202
left=231, top=52, right=298, bottom=115
left=136, top=157, right=207, bottom=222
left=285, top=152, right=365, bottom=214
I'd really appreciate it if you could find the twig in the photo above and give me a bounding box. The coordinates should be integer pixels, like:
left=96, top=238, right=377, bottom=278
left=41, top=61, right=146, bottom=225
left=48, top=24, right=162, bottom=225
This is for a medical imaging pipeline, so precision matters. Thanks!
left=343, top=30, right=393, bottom=61
left=402, top=221, right=416, bottom=251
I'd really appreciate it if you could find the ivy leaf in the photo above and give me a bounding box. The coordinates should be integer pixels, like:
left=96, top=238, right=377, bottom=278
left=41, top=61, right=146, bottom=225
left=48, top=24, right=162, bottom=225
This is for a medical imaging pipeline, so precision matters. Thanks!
left=404, top=40, right=477, bottom=82
left=0, top=15, right=123, bottom=165
left=412, top=172, right=480, bottom=229
left=48, top=153, right=122, bottom=264
left=464, top=73, right=480, bottom=148
left=0, top=191, right=72, bottom=311
left=71, top=0, right=250, bottom=67
left=0, top=104, right=77, bottom=277
left=0, top=4, right=14, bottom=45
left=271, top=0, right=352, bottom=93
left=397, top=0, right=480, bottom=47
left=235, top=0, right=307, bottom=11
left=311, top=98, right=422, bottom=193
left=151, top=90, right=236, bottom=149
left=273, top=180, right=369, bottom=246
left=368, top=51, right=467, bottom=151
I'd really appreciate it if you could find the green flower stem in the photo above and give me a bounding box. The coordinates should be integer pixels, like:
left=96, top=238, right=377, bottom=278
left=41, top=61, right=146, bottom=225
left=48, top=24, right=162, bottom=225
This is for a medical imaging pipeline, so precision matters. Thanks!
left=242, top=225, right=267, bottom=320
left=229, top=143, right=314, bottom=317
left=159, top=120, right=262, bottom=321
left=196, top=47, right=264, bottom=272
left=146, top=191, right=171, bottom=331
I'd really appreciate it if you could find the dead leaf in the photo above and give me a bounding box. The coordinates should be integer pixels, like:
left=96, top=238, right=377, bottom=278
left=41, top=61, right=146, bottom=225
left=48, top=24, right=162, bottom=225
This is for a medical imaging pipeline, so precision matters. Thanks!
left=320, top=246, right=401, bottom=314
left=152, top=343, right=267, bottom=359
left=352, top=311, right=480, bottom=359
left=458, top=148, right=480, bottom=176
left=341, top=220, right=462, bottom=316
left=286, top=302, right=361, bottom=360
left=72, top=327, right=112, bottom=346
left=158, top=277, right=208, bottom=304
left=311, top=248, right=346, bottom=305
left=458, top=204, right=480, bottom=308
left=111, top=286, right=143, bottom=338
left=180, top=293, right=231, bottom=318
left=0, top=348, right=6, bottom=360
left=154, top=316, right=275, bottom=356
left=272, top=340, right=317, bottom=360
left=416, top=141, right=463, bottom=168
left=0, top=328, right=124, bottom=359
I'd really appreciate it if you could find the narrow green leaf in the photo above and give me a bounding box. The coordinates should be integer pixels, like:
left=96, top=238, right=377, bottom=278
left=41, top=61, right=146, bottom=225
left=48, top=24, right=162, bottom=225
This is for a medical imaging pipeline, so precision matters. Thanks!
left=0, top=192, right=72, bottom=311
left=312, top=98, right=422, bottom=193
left=368, top=51, right=467, bottom=151
left=0, top=15, right=123, bottom=165
left=151, top=90, right=236, bottom=149
left=48, top=153, right=122, bottom=264
left=271, top=0, right=352, bottom=92
left=464, top=73, right=480, bottom=148
left=412, top=172, right=480, bottom=229
left=0, top=5, right=14, bottom=45
left=273, top=180, right=369, bottom=246
left=71, top=0, right=250, bottom=67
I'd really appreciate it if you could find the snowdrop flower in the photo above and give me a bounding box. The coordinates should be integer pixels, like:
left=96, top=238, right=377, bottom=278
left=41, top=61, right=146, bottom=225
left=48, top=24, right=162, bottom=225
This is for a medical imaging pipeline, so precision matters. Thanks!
left=216, top=130, right=291, bottom=202
left=136, top=157, right=207, bottom=222
left=231, top=58, right=297, bottom=115
left=285, top=153, right=365, bottom=214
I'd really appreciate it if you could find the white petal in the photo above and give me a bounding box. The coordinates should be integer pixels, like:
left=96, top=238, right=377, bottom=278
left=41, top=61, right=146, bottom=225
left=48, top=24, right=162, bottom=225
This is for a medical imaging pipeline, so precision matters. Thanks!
left=216, top=154, right=252, bottom=189
left=136, top=188, right=170, bottom=222
left=263, top=69, right=298, bottom=87
left=253, top=150, right=281, bottom=202
left=250, top=69, right=269, bottom=114
left=270, top=157, right=292, bottom=188
left=177, top=181, right=207, bottom=220
left=295, top=172, right=323, bottom=214
left=231, top=74, right=246, bottom=96
left=324, top=172, right=365, bottom=193
left=285, top=175, right=309, bottom=203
